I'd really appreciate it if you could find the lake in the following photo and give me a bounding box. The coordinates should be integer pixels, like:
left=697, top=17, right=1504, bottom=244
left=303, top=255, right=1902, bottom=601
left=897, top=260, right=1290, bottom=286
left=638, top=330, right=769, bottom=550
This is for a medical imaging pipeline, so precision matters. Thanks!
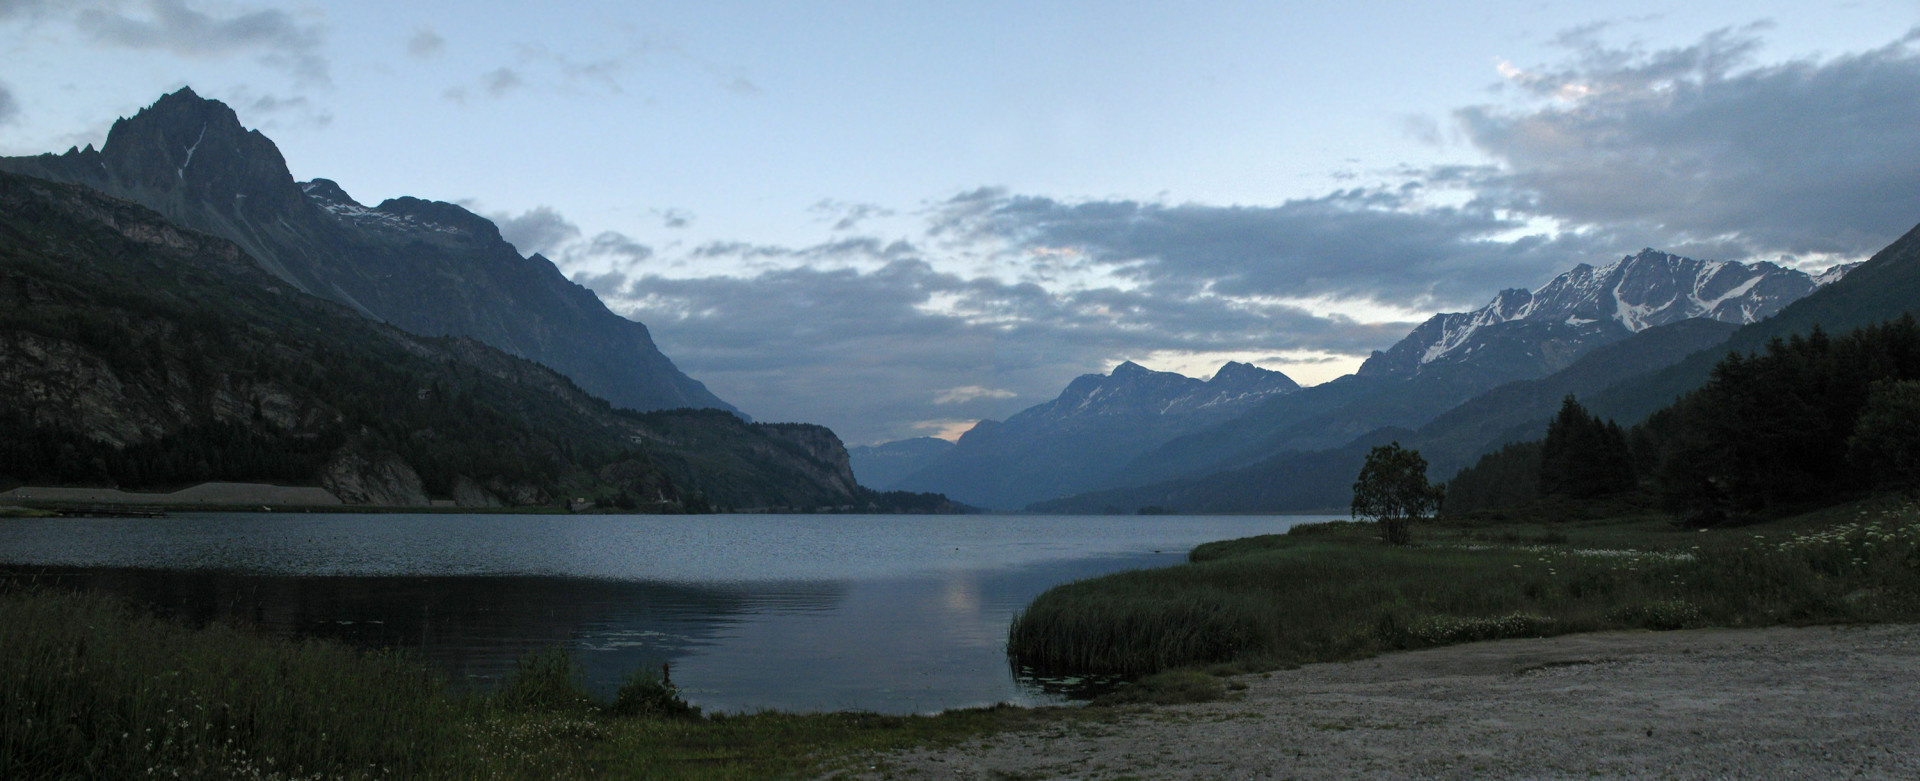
left=0, top=512, right=1323, bottom=714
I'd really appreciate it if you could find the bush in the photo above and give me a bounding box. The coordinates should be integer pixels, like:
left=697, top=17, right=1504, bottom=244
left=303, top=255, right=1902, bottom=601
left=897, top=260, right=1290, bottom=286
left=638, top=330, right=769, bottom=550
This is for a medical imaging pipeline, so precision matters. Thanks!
left=497, top=647, right=595, bottom=713
left=609, top=664, right=701, bottom=719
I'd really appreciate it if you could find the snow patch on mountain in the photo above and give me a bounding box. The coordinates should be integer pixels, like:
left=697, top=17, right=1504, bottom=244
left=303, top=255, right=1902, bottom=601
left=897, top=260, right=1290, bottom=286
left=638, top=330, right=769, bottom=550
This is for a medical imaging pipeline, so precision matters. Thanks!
left=1378, top=250, right=1832, bottom=374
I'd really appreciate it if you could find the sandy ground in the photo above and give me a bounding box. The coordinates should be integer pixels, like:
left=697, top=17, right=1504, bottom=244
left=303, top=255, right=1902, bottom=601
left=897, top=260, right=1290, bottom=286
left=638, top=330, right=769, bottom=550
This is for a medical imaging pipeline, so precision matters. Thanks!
left=855, top=624, right=1920, bottom=779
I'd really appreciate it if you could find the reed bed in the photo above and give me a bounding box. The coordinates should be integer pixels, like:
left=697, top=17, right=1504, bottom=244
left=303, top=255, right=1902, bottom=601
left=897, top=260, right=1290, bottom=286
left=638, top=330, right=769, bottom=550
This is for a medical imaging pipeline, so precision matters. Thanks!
left=1008, top=500, right=1920, bottom=678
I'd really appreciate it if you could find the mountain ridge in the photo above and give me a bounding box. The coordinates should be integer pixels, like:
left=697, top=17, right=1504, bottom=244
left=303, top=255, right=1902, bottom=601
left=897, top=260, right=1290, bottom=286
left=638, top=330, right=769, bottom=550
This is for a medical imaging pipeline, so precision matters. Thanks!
left=0, top=87, right=732, bottom=416
left=889, top=361, right=1299, bottom=508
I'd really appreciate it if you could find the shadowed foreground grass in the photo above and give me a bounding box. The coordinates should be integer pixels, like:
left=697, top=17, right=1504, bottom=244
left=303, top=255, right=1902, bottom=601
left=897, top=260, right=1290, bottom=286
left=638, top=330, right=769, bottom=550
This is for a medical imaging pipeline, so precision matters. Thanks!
left=0, top=588, right=1072, bottom=779
left=1009, top=497, right=1920, bottom=677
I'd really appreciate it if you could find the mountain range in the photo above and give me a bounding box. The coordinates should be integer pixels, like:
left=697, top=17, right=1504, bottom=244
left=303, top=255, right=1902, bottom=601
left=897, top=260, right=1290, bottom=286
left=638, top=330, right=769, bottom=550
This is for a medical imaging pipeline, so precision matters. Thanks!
left=895, top=247, right=1856, bottom=511
left=1031, top=235, right=1910, bottom=514
left=0, top=88, right=729, bottom=416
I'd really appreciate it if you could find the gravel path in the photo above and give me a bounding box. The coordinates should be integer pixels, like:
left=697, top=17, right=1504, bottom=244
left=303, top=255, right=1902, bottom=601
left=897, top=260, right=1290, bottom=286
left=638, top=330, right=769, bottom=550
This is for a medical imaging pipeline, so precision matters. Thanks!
left=855, top=623, right=1920, bottom=779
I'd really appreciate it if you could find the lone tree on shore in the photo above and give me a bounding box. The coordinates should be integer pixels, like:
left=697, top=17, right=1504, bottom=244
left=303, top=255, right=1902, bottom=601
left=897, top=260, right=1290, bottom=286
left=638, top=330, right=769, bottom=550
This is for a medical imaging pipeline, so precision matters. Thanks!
left=1352, top=442, right=1443, bottom=546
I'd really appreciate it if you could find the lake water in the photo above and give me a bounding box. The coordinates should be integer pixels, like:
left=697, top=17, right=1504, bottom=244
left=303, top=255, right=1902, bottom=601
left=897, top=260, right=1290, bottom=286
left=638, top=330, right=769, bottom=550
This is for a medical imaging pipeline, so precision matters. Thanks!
left=0, top=512, right=1323, bottom=714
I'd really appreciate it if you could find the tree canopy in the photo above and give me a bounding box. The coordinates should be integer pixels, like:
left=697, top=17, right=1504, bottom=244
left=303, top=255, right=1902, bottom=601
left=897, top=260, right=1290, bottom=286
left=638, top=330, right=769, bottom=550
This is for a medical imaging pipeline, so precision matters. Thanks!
left=1351, top=442, right=1443, bottom=546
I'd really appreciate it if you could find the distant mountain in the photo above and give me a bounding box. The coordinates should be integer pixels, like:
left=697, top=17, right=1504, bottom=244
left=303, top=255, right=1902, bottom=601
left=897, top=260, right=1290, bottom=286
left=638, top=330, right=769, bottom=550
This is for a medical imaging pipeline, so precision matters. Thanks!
left=0, top=88, right=731, bottom=415
left=891, top=361, right=1300, bottom=509
left=1097, top=251, right=1848, bottom=493
left=1358, top=249, right=1839, bottom=379
left=1035, top=229, right=1917, bottom=515
left=0, top=171, right=909, bottom=511
left=848, top=437, right=954, bottom=490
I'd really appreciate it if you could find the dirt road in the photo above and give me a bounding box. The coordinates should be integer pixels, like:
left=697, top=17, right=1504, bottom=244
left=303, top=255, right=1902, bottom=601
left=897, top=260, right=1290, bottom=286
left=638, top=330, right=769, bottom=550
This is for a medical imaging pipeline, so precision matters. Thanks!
left=858, top=623, right=1920, bottom=779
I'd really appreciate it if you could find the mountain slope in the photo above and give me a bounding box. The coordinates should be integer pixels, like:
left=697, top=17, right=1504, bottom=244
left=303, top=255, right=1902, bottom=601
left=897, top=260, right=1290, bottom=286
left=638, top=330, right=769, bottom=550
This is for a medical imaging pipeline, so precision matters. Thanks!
left=848, top=437, right=954, bottom=490
left=0, top=171, right=875, bottom=511
left=1102, top=251, right=1843, bottom=491
left=0, top=88, right=730, bottom=415
left=891, top=361, right=1299, bottom=509
left=1036, top=224, right=1919, bottom=515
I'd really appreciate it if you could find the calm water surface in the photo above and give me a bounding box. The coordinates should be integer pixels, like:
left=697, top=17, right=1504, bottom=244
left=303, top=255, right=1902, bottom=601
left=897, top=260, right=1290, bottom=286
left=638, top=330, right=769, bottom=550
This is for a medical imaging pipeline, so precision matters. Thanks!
left=0, top=512, right=1324, bottom=713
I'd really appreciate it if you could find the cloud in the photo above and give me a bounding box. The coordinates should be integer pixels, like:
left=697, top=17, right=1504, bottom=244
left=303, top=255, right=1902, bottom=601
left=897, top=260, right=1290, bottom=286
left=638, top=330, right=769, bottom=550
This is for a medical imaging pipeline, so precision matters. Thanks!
left=74, top=0, right=329, bottom=86
left=601, top=253, right=1409, bottom=443
left=811, top=199, right=896, bottom=231
left=482, top=67, right=523, bottom=98
left=407, top=27, right=444, bottom=59
left=0, top=83, right=18, bottom=126
left=492, top=206, right=580, bottom=257
left=1458, top=26, right=1920, bottom=260
left=655, top=208, right=693, bottom=229
left=932, top=386, right=1018, bottom=405
left=929, top=186, right=1610, bottom=310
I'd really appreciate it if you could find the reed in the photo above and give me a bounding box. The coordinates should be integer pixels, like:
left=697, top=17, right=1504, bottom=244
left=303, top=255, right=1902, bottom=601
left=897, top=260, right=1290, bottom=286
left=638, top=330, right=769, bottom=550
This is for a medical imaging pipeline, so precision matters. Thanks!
left=1008, top=498, right=1920, bottom=678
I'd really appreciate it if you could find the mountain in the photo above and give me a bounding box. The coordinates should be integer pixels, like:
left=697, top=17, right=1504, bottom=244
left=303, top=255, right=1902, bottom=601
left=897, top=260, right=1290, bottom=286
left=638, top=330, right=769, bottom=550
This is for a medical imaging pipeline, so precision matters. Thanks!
left=0, top=171, right=905, bottom=511
left=1035, top=228, right=1916, bottom=515
left=0, top=88, right=731, bottom=415
left=890, top=361, right=1299, bottom=509
left=1097, top=250, right=1847, bottom=492
left=1357, top=249, right=1835, bottom=379
left=848, top=437, right=954, bottom=490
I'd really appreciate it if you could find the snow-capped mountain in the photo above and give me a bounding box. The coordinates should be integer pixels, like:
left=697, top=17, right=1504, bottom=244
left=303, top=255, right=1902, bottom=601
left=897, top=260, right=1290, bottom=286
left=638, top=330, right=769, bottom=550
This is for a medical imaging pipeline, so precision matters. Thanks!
left=1360, top=250, right=1852, bottom=378
left=887, top=361, right=1298, bottom=508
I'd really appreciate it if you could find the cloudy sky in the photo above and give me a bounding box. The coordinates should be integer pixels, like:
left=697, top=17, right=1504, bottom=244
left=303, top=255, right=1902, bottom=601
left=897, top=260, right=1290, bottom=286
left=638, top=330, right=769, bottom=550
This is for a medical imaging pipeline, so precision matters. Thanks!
left=4, top=1, right=1919, bottom=444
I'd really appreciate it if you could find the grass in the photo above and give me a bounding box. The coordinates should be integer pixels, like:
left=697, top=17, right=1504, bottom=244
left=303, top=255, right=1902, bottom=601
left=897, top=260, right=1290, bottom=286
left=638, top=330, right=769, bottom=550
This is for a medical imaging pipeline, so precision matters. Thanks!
left=0, top=588, right=1087, bottom=779
left=1008, top=495, right=1920, bottom=678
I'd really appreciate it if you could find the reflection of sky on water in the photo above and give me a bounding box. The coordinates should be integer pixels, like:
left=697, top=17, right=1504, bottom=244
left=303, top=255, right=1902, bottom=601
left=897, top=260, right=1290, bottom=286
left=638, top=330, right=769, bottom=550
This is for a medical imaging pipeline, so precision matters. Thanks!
left=0, top=513, right=1319, bottom=713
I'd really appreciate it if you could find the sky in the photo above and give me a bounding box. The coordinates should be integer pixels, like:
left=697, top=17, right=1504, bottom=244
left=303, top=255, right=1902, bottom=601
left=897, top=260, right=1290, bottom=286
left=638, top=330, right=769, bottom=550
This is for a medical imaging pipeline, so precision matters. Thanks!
left=4, top=1, right=1920, bottom=444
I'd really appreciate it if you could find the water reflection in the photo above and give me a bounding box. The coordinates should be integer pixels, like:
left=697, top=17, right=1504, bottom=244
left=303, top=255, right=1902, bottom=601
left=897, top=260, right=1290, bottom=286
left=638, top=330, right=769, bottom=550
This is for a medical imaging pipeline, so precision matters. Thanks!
left=0, top=513, right=1317, bottom=713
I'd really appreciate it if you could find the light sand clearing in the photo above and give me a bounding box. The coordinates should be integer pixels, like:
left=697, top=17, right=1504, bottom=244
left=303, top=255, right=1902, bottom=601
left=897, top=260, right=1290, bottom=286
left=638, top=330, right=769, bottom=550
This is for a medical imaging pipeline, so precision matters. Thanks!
left=855, top=624, right=1920, bottom=779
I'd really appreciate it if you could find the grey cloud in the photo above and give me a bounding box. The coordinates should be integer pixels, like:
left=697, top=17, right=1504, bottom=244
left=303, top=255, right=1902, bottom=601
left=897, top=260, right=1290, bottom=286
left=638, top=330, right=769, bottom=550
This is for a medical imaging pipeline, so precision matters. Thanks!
left=811, top=199, right=896, bottom=231
left=930, top=186, right=1610, bottom=310
left=492, top=206, right=580, bottom=257
left=75, top=0, right=329, bottom=86
left=0, top=83, right=18, bottom=125
left=655, top=208, right=693, bottom=229
left=482, top=68, right=523, bottom=98
left=607, top=259, right=1407, bottom=444
left=0, top=0, right=50, bottom=20
left=407, top=27, right=444, bottom=59
left=1459, top=26, right=1920, bottom=259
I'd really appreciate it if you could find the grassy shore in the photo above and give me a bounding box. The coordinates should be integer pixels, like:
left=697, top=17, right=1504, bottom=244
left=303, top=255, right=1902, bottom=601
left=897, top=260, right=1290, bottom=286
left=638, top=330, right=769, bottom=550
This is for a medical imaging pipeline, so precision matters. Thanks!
left=0, top=588, right=1083, bottom=779
left=1009, top=495, right=1920, bottom=677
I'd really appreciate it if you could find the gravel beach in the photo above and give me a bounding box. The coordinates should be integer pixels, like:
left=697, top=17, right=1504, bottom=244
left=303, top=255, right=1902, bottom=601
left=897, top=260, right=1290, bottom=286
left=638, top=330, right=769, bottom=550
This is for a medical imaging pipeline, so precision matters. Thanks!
left=855, top=623, right=1920, bottom=779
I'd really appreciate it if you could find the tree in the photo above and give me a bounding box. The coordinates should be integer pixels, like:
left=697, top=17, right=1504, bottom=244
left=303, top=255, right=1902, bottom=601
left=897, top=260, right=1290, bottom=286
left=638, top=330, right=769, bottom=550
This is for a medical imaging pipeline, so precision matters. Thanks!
left=1539, top=395, right=1635, bottom=499
left=1352, top=442, right=1444, bottom=546
left=1849, top=379, right=1920, bottom=492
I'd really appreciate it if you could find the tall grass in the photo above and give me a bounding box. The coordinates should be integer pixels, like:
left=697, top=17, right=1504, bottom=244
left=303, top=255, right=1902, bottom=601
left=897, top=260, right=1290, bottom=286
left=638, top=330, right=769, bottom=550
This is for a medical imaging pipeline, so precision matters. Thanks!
left=0, top=588, right=476, bottom=779
left=1009, top=500, right=1920, bottom=677
left=0, top=587, right=1053, bottom=779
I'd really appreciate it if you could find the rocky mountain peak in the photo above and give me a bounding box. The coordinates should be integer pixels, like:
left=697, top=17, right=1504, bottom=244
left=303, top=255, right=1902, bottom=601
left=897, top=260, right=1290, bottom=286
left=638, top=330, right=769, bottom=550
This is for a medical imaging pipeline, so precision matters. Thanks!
left=1358, top=249, right=1830, bottom=379
left=299, top=178, right=359, bottom=208
left=95, top=87, right=307, bottom=218
left=1210, top=361, right=1301, bottom=391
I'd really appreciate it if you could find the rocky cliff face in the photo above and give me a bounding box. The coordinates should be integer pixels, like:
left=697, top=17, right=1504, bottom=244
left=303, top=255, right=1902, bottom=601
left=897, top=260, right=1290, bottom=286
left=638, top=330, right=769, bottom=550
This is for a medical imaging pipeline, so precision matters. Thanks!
left=0, top=171, right=873, bottom=511
left=0, top=87, right=733, bottom=415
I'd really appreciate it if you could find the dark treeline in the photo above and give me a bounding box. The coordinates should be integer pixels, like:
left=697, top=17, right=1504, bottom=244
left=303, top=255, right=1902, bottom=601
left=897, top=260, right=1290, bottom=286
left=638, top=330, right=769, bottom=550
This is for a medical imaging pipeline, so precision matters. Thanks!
left=1446, top=315, right=1920, bottom=522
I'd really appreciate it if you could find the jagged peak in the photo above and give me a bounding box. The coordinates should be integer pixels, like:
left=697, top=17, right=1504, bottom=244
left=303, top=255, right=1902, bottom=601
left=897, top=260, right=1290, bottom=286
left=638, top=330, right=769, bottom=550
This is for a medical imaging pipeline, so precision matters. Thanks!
left=1209, top=360, right=1299, bottom=390
left=1111, top=360, right=1150, bottom=377
left=300, top=178, right=360, bottom=208
left=372, top=197, right=502, bottom=241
